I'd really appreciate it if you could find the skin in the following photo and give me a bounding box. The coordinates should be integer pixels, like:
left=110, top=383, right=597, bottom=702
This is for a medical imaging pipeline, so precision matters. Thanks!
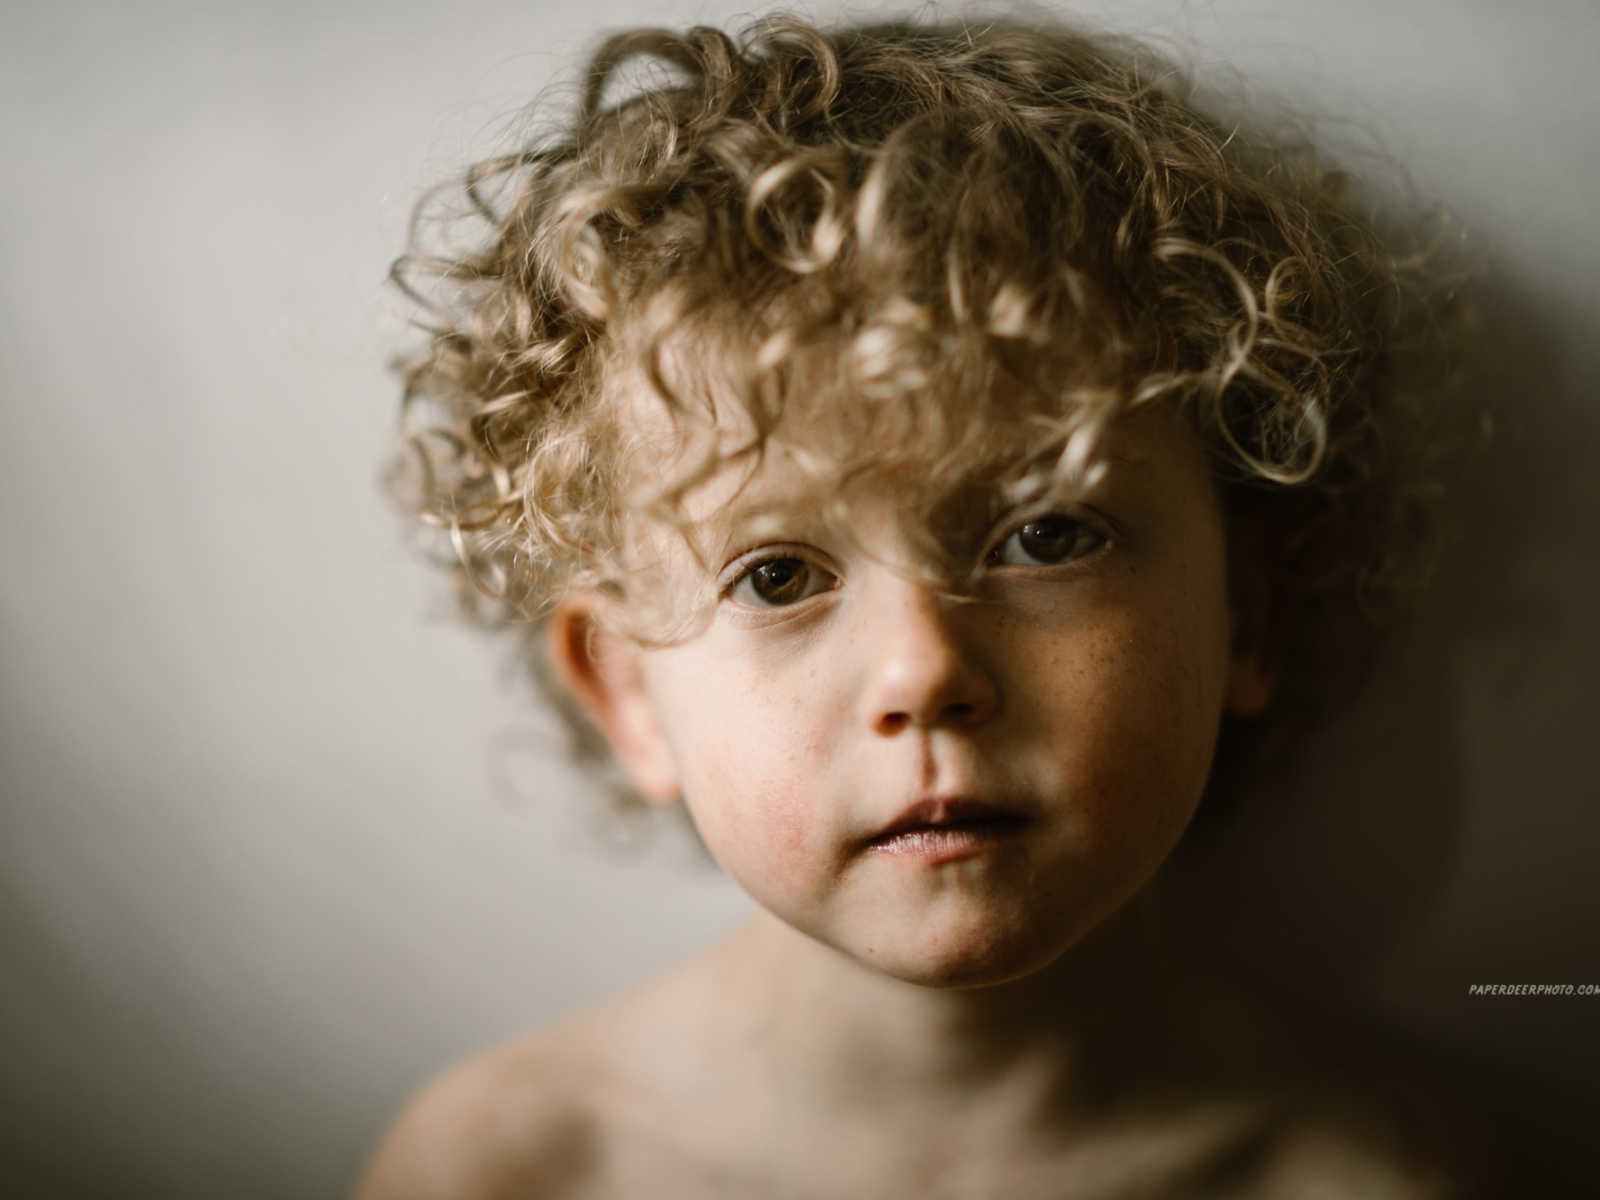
left=356, top=404, right=1477, bottom=1199
left=585, top=403, right=1269, bottom=989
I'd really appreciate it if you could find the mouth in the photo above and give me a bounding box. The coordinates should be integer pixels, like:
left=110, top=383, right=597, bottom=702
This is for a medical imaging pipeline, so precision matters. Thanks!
left=863, top=799, right=1033, bottom=862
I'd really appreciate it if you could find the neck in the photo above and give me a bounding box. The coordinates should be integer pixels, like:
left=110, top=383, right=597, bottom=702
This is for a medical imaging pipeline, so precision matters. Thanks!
left=709, top=889, right=1189, bottom=1114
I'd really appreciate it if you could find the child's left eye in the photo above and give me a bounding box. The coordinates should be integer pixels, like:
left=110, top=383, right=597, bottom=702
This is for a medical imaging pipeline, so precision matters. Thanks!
left=987, top=516, right=1107, bottom=567
left=727, top=556, right=836, bottom=608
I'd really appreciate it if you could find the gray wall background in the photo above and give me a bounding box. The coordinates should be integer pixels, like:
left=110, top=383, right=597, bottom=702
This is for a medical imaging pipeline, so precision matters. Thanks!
left=3, top=1, right=1595, bottom=1195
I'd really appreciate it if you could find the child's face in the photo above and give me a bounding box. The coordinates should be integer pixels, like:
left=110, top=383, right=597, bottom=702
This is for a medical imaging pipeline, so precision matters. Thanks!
left=561, top=401, right=1270, bottom=989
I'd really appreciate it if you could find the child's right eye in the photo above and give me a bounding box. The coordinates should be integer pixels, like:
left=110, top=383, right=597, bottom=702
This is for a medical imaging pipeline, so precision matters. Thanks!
left=726, top=556, right=836, bottom=608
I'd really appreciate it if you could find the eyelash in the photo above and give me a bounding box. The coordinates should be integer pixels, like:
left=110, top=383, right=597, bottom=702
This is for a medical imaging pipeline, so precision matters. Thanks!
left=983, top=513, right=1109, bottom=569
left=721, top=512, right=1110, bottom=611
left=723, top=551, right=838, bottom=609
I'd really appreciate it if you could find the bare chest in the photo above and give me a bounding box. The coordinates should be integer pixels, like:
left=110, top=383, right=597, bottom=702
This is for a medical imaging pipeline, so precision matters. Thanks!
left=553, top=1097, right=1287, bottom=1200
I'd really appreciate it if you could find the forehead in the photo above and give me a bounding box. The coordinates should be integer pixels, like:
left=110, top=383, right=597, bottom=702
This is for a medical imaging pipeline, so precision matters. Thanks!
left=607, top=333, right=1128, bottom=511
left=612, top=361, right=1189, bottom=550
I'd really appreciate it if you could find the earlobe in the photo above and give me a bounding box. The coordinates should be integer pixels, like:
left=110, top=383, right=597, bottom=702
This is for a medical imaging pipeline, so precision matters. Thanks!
left=546, top=596, right=681, bottom=803
left=1225, top=650, right=1277, bottom=717
left=1224, top=545, right=1280, bottom=718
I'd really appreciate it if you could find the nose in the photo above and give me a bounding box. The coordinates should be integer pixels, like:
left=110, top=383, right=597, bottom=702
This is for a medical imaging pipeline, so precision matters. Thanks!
left=854, top=574, right=1000, bottom=736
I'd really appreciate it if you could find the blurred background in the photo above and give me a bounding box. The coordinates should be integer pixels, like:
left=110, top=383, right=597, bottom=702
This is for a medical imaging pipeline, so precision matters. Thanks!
left=3, top=1, right=1595, bottom=1194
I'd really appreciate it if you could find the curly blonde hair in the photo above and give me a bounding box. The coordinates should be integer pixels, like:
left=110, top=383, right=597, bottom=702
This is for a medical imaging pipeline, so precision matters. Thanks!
left=390, top=14, right=1463, bottom=789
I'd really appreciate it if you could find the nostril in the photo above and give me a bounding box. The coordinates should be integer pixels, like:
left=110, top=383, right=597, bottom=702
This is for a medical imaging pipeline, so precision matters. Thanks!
left=858, top=595, right=1001, bottom=733
left=875, top=701, right=982, bottom=736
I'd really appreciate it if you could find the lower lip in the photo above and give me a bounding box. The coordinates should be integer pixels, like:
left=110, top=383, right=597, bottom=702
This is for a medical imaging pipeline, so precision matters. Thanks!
left=866, top=820, right=1030, bottom=864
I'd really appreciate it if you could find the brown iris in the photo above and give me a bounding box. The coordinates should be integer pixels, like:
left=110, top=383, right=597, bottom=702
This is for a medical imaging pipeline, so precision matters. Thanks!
left=748, top=558, right=811, bottom=605
left=1014, top=518, right=1084, bottom=563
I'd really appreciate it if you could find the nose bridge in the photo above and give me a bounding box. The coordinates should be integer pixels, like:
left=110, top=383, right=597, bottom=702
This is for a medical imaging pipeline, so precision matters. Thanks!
left=853, top=568, right=998, bottom=734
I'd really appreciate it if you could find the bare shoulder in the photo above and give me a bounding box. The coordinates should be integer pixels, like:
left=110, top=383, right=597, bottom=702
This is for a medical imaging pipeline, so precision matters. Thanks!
left=1233, top=1042, right=1503, bottom=1199
left=352, top=953, right=724, bottom=1200
left=1240, top=1088, right=1497, bottom=1198
left=1156, top=966, right=1500, bottom=1197
left=352, top=1031, right=607, bottom=1200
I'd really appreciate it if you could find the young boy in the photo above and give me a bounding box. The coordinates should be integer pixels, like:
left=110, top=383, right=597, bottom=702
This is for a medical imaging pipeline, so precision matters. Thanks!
left=362, top=15, right=1480, bottom=1197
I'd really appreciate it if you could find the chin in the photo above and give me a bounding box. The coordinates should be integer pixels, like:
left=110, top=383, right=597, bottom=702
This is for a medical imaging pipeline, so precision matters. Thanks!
left=849, top=918, right=1079, bottom=990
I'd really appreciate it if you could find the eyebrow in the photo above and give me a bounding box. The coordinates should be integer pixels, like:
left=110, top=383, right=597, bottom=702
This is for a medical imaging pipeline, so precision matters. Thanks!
left=698, top=493, right=833, bottom=566
left=688, top=440, right=1156, bottom=567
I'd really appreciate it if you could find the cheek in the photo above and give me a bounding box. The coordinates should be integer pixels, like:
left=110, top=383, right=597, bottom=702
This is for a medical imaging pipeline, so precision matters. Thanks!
left=665, top=694, right=825, bottom=879
left=1019, top=602, right=1229, bottom=839
left=696, top=744, right=806, bottom=850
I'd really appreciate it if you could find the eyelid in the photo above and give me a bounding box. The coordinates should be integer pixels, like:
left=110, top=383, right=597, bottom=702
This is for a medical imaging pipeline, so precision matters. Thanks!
left=981, top=504, right=1118, bottom=559
left=718, top=542, right=810, bottom=590
left=717, top=542, right=840, bottom=602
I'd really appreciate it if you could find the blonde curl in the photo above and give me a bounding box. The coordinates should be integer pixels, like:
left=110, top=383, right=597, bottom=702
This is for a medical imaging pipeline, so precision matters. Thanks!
left=386, top=14, right=1467, bottom=782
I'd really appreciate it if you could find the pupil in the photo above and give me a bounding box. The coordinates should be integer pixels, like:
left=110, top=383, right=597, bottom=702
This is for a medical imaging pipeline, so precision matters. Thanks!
left=1019, top=519, right=1074, bottom=561
left=753, top=559, right=806, bottom=602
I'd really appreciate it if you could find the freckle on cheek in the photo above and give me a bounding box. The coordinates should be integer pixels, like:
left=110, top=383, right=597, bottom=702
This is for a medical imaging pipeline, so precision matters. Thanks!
left=701, top=745, right=809, bottom=861
left=742, top=778, right=808, bottom=854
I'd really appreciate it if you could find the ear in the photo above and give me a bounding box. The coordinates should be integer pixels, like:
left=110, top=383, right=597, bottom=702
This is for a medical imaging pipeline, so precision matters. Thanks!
left=1226, top=645, right=1277, bottom=717
left=1224, top=552, right=1280, bottom=718
left=545, top=595, right=681, bottom=803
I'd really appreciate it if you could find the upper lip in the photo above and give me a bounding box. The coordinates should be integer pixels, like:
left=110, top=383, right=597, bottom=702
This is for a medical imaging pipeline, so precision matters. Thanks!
left=863, top=798, right=1032, bottom=846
